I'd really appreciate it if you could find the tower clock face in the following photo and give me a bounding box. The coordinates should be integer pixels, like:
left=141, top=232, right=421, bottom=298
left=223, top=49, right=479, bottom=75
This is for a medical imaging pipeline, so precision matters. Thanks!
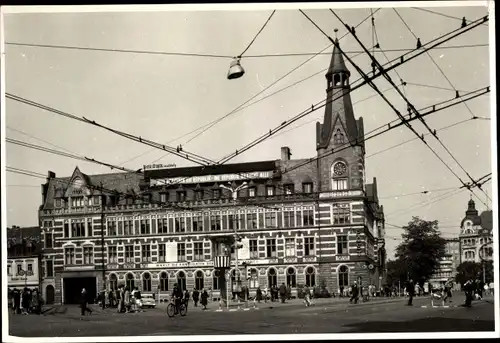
left=333, top=162, right=347, bottom=176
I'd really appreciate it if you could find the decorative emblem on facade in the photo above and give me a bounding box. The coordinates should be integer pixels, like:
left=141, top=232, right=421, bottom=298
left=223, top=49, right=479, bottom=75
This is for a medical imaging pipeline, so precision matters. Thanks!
left=333, top=161, right=347, bottom=176
left=259, top=268, right=266, bottom=275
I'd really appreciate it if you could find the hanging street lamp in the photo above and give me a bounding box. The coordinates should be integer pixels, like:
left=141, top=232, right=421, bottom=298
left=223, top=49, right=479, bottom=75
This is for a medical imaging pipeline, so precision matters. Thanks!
left=227, top=57, right=245, bottom=80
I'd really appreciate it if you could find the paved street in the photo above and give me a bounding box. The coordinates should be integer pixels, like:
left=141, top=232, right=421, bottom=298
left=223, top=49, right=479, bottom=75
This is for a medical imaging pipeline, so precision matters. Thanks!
left=8, top=295, right=495, bottom=337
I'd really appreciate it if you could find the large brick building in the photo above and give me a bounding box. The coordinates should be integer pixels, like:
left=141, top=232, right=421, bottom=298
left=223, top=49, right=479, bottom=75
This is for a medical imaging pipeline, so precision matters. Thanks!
left=459, top=198, right=493, bottom=264
left=38, top=39, right=386, bottom=305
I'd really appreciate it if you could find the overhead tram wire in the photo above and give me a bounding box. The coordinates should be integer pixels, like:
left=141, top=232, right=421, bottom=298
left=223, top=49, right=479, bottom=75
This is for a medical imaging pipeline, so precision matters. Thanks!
left=216, top=14, right=488, bottom=165
left=181, top=9, right=380, bottom=147
left=393, top=8, right=478, bottom=121
left=239, top=10, right=276, bottom=57
left=378, top=186, right=459, bottom=199
left=328, top=9, right=490, bottom=207
left=5, top=93, right=216, bottom=168
left=5, top=42, right=487, bottom=60
left=411, top=7, right=489, bottom=27
left=6, top=125, right=80, bottom=155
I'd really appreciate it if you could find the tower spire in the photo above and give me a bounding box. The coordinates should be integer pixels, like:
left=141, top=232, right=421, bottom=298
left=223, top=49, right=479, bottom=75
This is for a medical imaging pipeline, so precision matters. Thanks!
left=326, top=29, right=351, bottom=84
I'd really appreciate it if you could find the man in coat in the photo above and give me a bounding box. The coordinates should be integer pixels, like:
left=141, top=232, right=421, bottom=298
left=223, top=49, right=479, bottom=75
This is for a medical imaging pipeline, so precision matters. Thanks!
left=279, top=283, right=287, bottom=303
left=406, top=279, right=415, bottom=306
left=349, top=282, right=359, bottom=304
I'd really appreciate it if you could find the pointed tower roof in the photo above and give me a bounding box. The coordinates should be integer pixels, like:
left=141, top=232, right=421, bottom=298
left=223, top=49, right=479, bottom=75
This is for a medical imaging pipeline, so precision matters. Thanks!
left=326, top=38, right=351, bottom=78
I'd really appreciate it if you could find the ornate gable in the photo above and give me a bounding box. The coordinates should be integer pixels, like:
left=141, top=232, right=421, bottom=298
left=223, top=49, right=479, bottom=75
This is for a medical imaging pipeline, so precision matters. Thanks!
left=64, top=166, right=92, bottom=198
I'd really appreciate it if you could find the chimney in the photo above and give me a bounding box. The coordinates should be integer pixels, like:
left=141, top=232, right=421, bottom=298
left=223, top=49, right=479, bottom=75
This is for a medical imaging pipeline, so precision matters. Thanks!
left=281, top=147, right=292, bottom=161
left=42, top=171, right=56, bottom=204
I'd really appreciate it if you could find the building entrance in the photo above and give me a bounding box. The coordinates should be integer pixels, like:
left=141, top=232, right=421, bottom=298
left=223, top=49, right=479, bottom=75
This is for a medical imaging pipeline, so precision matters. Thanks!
left=63, top=277, right=96, bottom=304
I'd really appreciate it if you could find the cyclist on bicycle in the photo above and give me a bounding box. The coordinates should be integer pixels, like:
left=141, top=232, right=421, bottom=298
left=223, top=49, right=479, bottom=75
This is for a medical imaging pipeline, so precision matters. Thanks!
left=171, top=284, right=183, bottom=314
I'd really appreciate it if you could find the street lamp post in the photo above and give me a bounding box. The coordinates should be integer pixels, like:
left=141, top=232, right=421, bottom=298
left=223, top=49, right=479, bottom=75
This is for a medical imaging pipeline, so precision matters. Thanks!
left=220, top=182, right=248, bottom=301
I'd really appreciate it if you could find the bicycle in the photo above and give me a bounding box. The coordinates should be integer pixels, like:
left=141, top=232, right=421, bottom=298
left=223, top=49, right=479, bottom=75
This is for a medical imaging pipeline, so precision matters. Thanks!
left=166, top=297, right=187, bottom=318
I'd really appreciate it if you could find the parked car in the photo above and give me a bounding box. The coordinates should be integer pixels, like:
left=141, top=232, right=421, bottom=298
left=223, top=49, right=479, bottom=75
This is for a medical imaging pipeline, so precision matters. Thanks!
left=141, top=293, right=156, bottom=308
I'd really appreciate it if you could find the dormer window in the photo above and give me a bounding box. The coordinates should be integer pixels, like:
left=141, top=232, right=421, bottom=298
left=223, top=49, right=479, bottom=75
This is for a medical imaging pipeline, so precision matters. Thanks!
left=213, top=189, right=221, bottom=199
left=266, top=186, right=275, bottom=197
left=195, top=190, right=204, bottom=201
left=248, top=187, right=256, bottom=197
left=71, top=197, right=84, bottom=208
left=302, top=183, right=313, bottom=193
left=284, top=184, right=294, bottom=195
left=160, top=192, right=168, bottom=203
left=177, top=191, right=186, bottom=202
left=56, top=199, right=62, bottom=207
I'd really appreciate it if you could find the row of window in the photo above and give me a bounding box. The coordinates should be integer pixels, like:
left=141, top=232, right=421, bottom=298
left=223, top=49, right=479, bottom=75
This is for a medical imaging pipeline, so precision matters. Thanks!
left=61, top=236, right=351, bottom=266
left=48, top=204, right=352, bottom=240
left=110, top=265, right=351, bottom=293
left=7, top=263, right=34, bottom=276
left=54, top=183, right=315, bottom=209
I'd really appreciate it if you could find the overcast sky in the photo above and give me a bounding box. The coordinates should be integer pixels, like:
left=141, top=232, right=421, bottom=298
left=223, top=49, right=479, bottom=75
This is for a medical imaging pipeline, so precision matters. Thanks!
left=2, top=3, right=493, bottom=258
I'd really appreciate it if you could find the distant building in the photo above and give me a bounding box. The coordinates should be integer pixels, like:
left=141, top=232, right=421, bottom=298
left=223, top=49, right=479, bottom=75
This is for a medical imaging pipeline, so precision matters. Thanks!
left=38, top=40, right=387, bottom=305
left=459, top=198, right=493, bottom=264
left=7, top=226, right=42, bottom=292
left=428, top=238, right=460, bottom=290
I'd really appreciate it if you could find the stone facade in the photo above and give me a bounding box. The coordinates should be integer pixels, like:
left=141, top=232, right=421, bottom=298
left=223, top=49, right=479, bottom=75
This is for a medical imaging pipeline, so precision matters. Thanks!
left=38, top=40, right=386, bottom=304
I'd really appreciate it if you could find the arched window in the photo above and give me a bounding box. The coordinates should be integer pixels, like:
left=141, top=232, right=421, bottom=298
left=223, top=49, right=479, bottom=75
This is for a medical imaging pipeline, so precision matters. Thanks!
left=305, top=267, right=316, bottom=287
left=142, top=272, right=152, bottom=292
left=249, top=268, right=259, bottom=288
left=471, top=239, right=476, bottom=245
left=286, top=267, right=296, bottom=287
left=268, top=268, right=277, bottom=288
left=338, top=265, right=349, bottom=288
left=333, top=129, right=344, bottom=144
left=333, top=74, right=341, bottom=86
left=159, top=272, right=168, bottom=292
left=231, top=269, right=242, bottom=291
left=195, top=270, right=204, bottom=290
left=126, top=273, right=135, bottom=291
left=109, top=274, right=118, bottom=291
left=213, top=270, right=220, bottom=290
left=177, top=271, right=186, bottom=292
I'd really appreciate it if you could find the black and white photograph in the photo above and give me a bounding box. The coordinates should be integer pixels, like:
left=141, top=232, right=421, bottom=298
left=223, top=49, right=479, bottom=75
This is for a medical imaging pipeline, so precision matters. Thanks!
left=1, top=1, right=498, bottom=340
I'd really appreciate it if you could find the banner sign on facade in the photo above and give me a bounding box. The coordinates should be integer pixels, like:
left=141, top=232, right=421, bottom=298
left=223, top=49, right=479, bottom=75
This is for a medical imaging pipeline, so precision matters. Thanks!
left=319, top=190, right=363, bottom=199
left=150, top=171, right=273, bottom=186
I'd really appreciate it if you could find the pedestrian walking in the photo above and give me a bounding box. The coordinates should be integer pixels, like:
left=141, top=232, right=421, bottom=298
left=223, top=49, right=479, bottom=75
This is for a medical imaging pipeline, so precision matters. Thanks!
left=443, top=280, right=453, bottom=303
left=349, top=282, right=359, bottom=304
left=80, top=288, right=93, bottom=318
left=184, top=289, right=190, bottom=309
left=463, top=279, right=474, bottom=307
left=200, top=289, right=208, bottom=310
left=124, top=287, right=131, bottom=313
left=256, top=287, right=262, bottom=303
left=31, top=289, right=41, bottom=315
left=192, top=289, right=200, bottom=307
left=406, top=279, right=415, bottom=306
left=279, top=283, right=287, bottom=303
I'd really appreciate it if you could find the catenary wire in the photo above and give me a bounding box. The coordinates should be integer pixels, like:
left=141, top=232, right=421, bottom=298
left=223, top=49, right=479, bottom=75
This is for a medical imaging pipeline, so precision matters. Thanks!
left=328, top=9, right=490, bottom=207
left=411, top=7, right=489, bottom=26
left=119, top=10, right=380, bottom=166
left=394, top=9, right=478, bottom=121
left=240, top=10, right=276, bottom=57
left=217, top=14, right=487, bottom=165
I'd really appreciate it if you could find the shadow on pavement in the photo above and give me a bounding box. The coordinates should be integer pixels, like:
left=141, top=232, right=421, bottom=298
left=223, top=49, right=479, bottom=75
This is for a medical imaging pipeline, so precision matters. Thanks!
left=342, top=317, right=495, bottom=333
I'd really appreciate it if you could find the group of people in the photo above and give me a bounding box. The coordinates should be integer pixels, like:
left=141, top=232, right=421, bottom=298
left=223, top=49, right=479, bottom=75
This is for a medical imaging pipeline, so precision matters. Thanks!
left=10, top=288, right=42, bottom=315
left=170, top=284, right=209, bottom=313
left=254, top=284, right=292, bottom=303
left=114, top=285, right=146, bottom=313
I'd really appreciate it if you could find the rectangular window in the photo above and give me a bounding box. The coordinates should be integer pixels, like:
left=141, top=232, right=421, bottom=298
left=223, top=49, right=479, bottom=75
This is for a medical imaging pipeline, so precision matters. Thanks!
left=177, top=191, right=186, bottom=202
left=192, top=215, right=203, bottom=232
left=175, top=217, right=186, bottom=233
left=284, top=211, right=295, bottom=228
left=56, top=199, right=62, bottom=207
left=194, top=242, right=203, bottom=261
left=221, top=214, right=228, bottom=231
left=27, top=264, right=33, bottom=273
left=266, top=239, right=277, bottom=258
left=108, top=246, right=118, bottom=263
left=64, top=223, right=70, bottom=237
left=211, top=214, right=222, bottom=231
left=332, top=178, right=348, bottom=190
left=333, top=204, right=350, bottom=224
left=195, top=190, right=204, bottom=201
left=302, top=183, right=313, bottom=193
left=45, top=232, right=53, bottom=248
left=177, top=243, right=186, bottom=262
left=304, top=237, right=315, bottom=256
left=160, top=192, right=168, bottom=203
left=7, top=265, right=12, bottom=276
left=71, top=221, right=85, bottom=237
left=285, top=238, right=296, bottom=257
left=265, top=212, right=277, bottom=228
left=125, top=245, right=134, bottom=263
left=124, top=219, right=133, bottom=236
left=17, top=265, right=22, bottom=275
left=108, top=220, right=117, bottom=236
left=71, top=197, right=84, bottom=207
left=238, top=213, right=246, bottom=230
left=266, top=186, right=275, bottom=196
left=65, top=248, right=75, bottom=265
left=228, top=215, right=235, bottom=231
left=295, top=211, right=303, bottom=227
left=248, top=187, right=256, bottom=197
left=141, top=245, right=151, bottom=262
left=153, top=243, right=164, bottom=262
left=46, top=260, right=54, bottom=277
left=249, top=239, right=258, bottom=259
left=140, top=219, right=150, bottom=235
left=157, top=218, right=168, bottom=234
left=83, top=247, right=93, bottom=264
left=284, top=184, right=294, bottom=195
left=337, top=235, right=348, bottom=255
left=93, top=196, right=100, bottom=205
left=303, top=209, right=314, bottom=226
left=247, top=213, right=257, bottom=229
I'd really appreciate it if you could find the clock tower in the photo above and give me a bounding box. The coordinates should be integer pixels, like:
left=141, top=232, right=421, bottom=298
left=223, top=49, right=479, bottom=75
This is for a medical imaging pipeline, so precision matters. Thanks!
left=316, top=38, right=365, bottom=192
